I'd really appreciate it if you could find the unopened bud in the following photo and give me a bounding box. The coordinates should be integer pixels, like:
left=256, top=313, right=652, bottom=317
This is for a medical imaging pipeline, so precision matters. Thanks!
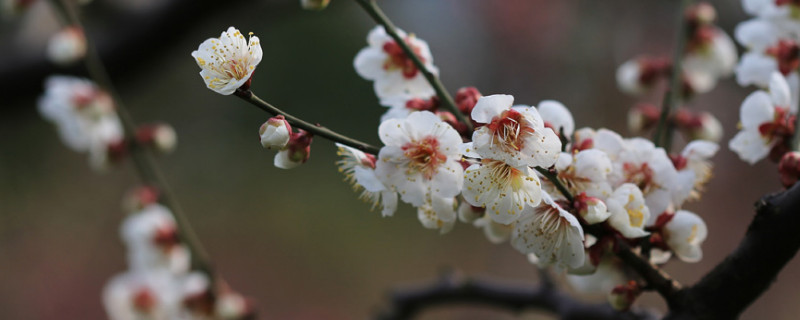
left=47, top=26, right=87, bottom=66
left=686, top=111, right=722, bottom=142
left=574, top=193, right=610, bottom=224
left=259, top=116, right=292, bottom=150
left=274, top=130, right=313, bottom=169
left=686, top=2, right=716, bottom=25
left=627, top=103, right=660, bottom=133
left=216, top=292, right=256, bottom=320
left=779, top=151, right=800, bottom=188
left=300, top=0, right=330, bottom=10
left=455, top=87, right=482, bottom=115
left=617, top=57, right=670, bottom=95
left=122, top=186, right=160, bottom=213
left=136, top=123, right=177, bottom=154
left=457, top=201, right=484, bottom=223
left=608, top=281, right=641, bottom=311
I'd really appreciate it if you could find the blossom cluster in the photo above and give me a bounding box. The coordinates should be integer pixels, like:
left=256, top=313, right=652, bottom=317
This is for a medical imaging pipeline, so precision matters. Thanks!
left=328, top=25, right=715, bottom=284
left=729, top=0, right=800, bottom=167
left=104, top=187, right=254, bottom=320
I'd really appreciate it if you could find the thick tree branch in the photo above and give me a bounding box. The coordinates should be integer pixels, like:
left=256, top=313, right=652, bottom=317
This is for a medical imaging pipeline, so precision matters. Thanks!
left=235, top=89, right=382, bottom=155
left=665, top=182, right=800, bottom=319
left=375, top=271, right=658, bottom=320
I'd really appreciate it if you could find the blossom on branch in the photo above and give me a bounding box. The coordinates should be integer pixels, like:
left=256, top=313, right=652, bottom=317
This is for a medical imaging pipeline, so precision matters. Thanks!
left=192, top=27, right=263, bottom=95
left=335, top=143, right=398, bottom=217
left=354, top=26, right=437, bottom=100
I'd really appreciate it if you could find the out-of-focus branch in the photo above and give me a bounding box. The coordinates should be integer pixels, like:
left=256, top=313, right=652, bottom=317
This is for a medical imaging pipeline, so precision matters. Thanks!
left=235, top=89, right=382, bottom=154
left=375, top=270, right=658, bottom=320
left=352, top=0, right=472, bottom=132
left=665, top=182, right=800, bottom=319
left=47, top=0, right=215, bottom=280
left=615, top=240, right=683, bottom=309
left=653, top=0, right=693, bottom=152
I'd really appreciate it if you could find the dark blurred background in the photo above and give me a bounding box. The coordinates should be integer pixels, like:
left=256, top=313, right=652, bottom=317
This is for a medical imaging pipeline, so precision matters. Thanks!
left=1, top=0, right=795, bottom=319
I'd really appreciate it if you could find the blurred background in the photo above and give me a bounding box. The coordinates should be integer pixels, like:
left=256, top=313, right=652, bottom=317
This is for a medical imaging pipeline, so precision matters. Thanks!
left=1, top=0, right=795, bottom=319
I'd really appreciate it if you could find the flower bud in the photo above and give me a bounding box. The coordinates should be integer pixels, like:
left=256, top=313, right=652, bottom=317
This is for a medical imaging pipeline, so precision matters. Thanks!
left=616, top=57, right=670, bottom=95
left=574, top=193, right=610, bottom=224
left=122, top=186, right=160, bottom=213
left=136, top=123, right=177, bottom=154
left=457, top=201, right=484, bottom=223
left=259, top=116, right=292, bottom=150
left=274, top=130, right=313, bottom=169
left=779, top=151, right=800, bottom=188
left=685, top=111, right=722, bottom=142
left=47, top=26, right=87, bottom=66
left=627, top=103, right=660, bottom=133
left=686, top=2, right=716, bottom=25
left=455, top=87, right=482, bottom=115
left=608, top=281, right=641, bottom=311
left=300, top=0, right=330, bottom=10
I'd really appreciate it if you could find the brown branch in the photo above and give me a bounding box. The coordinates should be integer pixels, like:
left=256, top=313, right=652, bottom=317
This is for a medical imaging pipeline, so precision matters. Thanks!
left=665, top=182, right=800, bottom=319
left=375, top=271, right=658, bottom=320
left=615, top=240, right=683, bottom=309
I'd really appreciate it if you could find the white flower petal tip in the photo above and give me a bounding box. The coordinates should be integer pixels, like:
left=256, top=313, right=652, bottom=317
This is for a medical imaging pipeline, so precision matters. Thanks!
left=192, top=27, right=263, bottom=95
left=663, top=210, right=707, bottom=263
left=511, top=192, right=586, bottom=269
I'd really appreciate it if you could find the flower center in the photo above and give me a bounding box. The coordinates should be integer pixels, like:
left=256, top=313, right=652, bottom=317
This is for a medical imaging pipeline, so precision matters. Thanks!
left=625, top=194, right=645, bottom=228
left=487, top=109, right=535, bottom=152
left=382, top=37, right=425, bottom=79
left=766, top=40, right=800, bottom=75
left=132, top=287, right=156, bottom=313
left=402, top=136, right=446, bottom=180
left=758, top=107, right=796, bottom=142
left=482, top=159, right=525, bottom=191
left=623, top=162, right=656, bottom=194
left=558, top=166, right=593, bottom=194
left=153, top=225, right=180, bottom=252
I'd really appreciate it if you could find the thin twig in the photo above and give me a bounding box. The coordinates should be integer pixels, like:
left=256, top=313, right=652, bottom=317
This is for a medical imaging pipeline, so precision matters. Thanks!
left=535, top=166, right=574, bottom=202
left=47, top=0, right=215, bottom=278
left=234, top=89, right=382, bottom=155
left=653, top=0, right=693, bottom=152
left=615, top=240, right=683, bottom=309
left=352, top=0, right=473, bottom=132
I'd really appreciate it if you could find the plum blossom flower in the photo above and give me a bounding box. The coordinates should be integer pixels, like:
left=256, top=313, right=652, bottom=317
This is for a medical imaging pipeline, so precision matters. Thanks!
left=46, top=26, right=86, bottom=66
left=566, top=257, right=628, bottom=295
left=192, top=27, right=263, bottom=95
left=682, top=3, right=737, bottom=93
left=538, top=100, right=575, bottom=139
left=730, top=72, right=797, bottom=164
left=274, top=130, right=313, bottom=169
left=416, top=195, right=457, bottom=234
left=511, top=191, right=585, bottom=269
left=335, top=143, right=398, bottom=217
left=461, top=153, right=543, bottom=224
left=606, top=183, right=651, bottom=239
left=121, top=204, right=190, bottom=274
left=136, top=123, right=177, bottom=154
left=375, top=111, right=463, bottom=208
left=38, top=76, right=124, bottom=170
left=616, top=57, right=670, bottom=95
left=672, top=140, right=719, bottom=204
left=470, top=95, right=561, bottom=168
left=663, top=210, right=707, bottom=263
left=103, top=271, right=183, bottom=320
left=553, top=149, right=613, bottom=199
left=354, top=26, right=437, bottom=99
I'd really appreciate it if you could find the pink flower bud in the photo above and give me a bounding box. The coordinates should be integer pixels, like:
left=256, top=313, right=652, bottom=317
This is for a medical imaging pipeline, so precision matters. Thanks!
left=608, top=281, right=641, bottom=311
left=627, top=103, right=660, bottom=133
left=274, top=130, right=313, bottom=169
left=455, top=87, right=482, bottom=115
left=136, top=123, right=177, bottom=154
left=779, top=151, right=800, bottom=188
left=685, top=111, right=722, bottom=142
left=47, top=26, right=87, bottom=66
left=122, top=186, right=160, bottom=213
left=259, top=116, right=292, bottom=150
left=573, top=193, right=610, bottom=224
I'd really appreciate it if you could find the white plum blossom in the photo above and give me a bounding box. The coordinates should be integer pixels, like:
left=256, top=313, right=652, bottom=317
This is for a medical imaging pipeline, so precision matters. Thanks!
left=470, top=95, right=562, bottom=168
left=121, top=204, right=190, bottom=274
left=335, top=143, right=398, bottom=217
left=673, top=140, right=719, bottom=204
left=683, top=26, right=737, bottom=94
left=103, top=271, right=183, bottom=320
left=606, top=183, right=651, bottom=239
left=38, top=76, right=124, bottom=170
left=663, top=210, right=708, bottom=263
left=566, top=258, right=628, bottom=295
left=46, top=26, right=87, bottom=66
left=354, top=26, right=437, bottom=99
left=375, top=111, right=463, bottom=211
left=192, top=27, right=263, bottom=95
left=417, top=195, right=457, bottom=234
left=461, top=156, right=543, bottom=225
left=473, top=215, right=513, bottom=244
left=553, top=149, right=613, bottom=199
left=730, top=72, right=797, bottom=164
left=511, top=191, right=585, bottom=269
left=537, top=100, right=575, bottom=138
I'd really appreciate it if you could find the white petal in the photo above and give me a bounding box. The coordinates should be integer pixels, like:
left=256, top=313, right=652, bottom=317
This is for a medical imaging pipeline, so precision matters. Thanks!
left=740, top=91, right=775, bottom=130
left=736, top=52, right=778, bottom=88
left=471, top=94, right=513, bottom=124
left=537, top=100, right=575, bottom=137
left=735, top=19, right=780, bottom=51
left=729, top=130, right=771, bottom=165
left=353, top=48, right=387, bottom=80
left=769, top=71, right=792, bottom=107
